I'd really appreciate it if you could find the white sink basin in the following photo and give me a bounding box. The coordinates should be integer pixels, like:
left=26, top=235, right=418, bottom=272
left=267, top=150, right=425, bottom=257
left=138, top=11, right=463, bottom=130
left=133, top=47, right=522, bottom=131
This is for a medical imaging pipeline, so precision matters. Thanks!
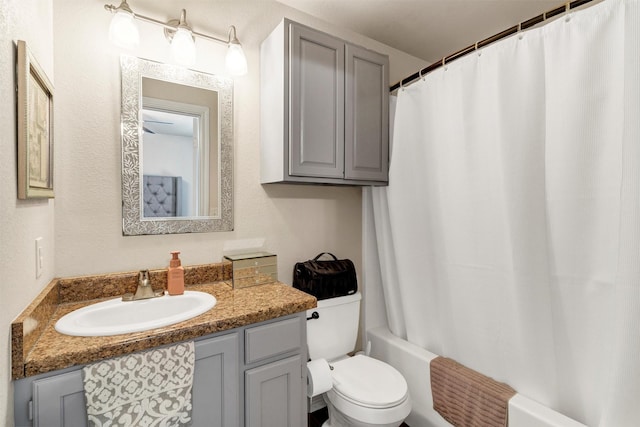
left=55, top=291, right=216, bottom=337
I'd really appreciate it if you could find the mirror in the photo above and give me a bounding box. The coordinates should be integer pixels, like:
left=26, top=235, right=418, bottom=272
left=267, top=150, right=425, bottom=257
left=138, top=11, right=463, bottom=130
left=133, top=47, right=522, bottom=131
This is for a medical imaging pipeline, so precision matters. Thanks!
left=120, top=56, right=233, bottom=235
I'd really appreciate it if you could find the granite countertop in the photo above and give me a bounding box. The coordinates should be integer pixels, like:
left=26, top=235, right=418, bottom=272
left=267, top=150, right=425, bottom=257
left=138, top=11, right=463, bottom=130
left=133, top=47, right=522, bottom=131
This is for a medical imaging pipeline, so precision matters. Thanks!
left=12, top=263, right=316, bottom=379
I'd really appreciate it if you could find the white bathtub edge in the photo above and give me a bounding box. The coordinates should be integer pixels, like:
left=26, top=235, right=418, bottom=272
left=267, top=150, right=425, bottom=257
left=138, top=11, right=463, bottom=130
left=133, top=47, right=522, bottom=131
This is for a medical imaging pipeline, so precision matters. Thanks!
left=366, top=326, right=588, bottom=427
left=509, top=395, right=587, bottom=427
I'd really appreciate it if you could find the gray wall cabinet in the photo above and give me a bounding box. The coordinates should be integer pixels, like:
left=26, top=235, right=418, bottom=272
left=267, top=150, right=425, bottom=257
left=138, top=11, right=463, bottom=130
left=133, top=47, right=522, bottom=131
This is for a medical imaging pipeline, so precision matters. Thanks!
left=13, top=314, right=307, bottom=427
left=261, top=19, right=389, bottom=186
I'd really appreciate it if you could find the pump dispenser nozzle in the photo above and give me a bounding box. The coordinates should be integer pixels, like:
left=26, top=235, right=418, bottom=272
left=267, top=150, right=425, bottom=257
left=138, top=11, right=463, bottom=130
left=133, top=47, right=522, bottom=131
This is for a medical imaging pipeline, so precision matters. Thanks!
left=170, top=251, right=182, bottom=267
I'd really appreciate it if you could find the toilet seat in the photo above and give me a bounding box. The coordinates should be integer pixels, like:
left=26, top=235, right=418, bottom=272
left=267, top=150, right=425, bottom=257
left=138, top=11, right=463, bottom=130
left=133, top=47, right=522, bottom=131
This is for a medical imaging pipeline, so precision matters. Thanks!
left=330, top=355, right=409, bottom=409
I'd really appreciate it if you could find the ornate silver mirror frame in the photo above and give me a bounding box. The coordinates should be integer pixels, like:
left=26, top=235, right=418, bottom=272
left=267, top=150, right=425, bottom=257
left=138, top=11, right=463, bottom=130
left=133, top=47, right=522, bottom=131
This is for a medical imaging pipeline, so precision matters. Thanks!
left=120, top=56, right=233, bottom=235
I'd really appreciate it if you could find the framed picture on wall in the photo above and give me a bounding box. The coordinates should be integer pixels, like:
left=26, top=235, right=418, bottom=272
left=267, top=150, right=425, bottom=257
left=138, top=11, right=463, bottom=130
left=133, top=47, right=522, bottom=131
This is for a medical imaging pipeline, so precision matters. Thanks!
left=16, top=39, right=54, bottom=199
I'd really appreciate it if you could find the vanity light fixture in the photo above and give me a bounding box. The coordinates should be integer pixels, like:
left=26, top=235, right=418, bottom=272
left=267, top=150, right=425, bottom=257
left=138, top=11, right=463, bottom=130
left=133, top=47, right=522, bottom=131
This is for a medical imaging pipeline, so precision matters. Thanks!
left=166, top=9, right=196, bottom=67
left=104, top=0, right=248, bottom=75
left=225, top=26, right=248, bottom=76
left=107, top=0, right=139, bottom=50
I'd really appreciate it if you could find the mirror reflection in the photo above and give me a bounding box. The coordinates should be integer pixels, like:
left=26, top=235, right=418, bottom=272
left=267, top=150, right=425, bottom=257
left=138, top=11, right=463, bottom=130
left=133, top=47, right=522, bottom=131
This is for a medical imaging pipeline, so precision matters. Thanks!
left=120, top=56, right=233, bottom=235
left=142, top=108, right=203, bottom=218
left=141, top=77, right=219, bottom=218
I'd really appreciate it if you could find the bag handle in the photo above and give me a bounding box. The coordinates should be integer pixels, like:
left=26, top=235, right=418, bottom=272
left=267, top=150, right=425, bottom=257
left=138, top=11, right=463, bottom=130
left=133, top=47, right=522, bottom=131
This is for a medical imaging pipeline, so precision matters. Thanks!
left=313, top=252, right=339, bottom=261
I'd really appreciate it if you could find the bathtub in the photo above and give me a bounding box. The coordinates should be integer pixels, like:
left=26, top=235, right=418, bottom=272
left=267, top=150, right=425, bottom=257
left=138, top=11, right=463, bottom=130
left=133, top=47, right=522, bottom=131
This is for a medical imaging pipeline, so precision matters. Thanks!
left=366, top=327, right=588, bottom=427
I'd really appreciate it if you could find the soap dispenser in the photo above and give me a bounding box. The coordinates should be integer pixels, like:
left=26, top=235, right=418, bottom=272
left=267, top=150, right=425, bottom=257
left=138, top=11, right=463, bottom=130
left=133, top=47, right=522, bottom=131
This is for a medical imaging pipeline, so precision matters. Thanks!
left=167, top=251, right=185, bottom=295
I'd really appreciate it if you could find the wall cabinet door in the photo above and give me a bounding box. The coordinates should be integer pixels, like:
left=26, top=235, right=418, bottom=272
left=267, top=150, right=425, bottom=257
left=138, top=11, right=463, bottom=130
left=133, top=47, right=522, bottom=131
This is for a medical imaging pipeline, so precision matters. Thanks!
left=289, top=23, right=345, bottom=179
left=23, top=334, right=239, bottom=427
left=245, top=355, right=303, bottom=427
left=345, top=44, right=389, bottom=182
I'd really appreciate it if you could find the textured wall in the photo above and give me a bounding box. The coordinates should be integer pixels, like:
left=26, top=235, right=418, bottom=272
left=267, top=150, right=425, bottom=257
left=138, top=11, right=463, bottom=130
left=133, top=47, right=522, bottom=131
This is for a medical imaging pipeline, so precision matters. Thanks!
left=0, top=1, right=55, bottom=424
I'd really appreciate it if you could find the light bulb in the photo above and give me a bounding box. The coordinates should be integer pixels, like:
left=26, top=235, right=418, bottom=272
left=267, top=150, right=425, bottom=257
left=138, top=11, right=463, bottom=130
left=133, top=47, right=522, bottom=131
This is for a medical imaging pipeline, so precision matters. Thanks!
left=108, top=10, right=139, bottom=50
left=171, top=28, right=196, bottom=67
left=225, top=42, right=248, bottom=76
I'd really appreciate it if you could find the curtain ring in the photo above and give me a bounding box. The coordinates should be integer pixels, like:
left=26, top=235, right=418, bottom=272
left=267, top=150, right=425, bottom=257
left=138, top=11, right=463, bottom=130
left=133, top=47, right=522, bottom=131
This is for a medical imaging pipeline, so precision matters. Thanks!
left=565, top=2, right=572, bottom=21
left=400, top=80, right=405, bottom=91
left=419, top=68, right=425, bottom=81
left=518, top=22, right=524, bottom=40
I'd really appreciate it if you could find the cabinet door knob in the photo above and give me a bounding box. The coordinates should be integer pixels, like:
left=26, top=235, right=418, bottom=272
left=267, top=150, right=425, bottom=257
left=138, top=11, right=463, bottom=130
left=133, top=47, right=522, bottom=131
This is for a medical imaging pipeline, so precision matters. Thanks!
left=306, top=311, right=319, bottom=321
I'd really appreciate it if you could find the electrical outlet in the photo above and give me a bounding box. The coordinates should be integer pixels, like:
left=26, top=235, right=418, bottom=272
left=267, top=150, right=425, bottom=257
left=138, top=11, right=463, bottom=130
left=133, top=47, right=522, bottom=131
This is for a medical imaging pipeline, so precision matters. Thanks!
left=35, top=237, right=43, bottom=279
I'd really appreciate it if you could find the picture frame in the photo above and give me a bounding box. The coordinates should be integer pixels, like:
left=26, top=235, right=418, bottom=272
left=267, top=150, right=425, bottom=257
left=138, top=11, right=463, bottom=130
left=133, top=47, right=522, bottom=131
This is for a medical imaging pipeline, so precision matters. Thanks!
left=17, top=40, right=54, bottom=199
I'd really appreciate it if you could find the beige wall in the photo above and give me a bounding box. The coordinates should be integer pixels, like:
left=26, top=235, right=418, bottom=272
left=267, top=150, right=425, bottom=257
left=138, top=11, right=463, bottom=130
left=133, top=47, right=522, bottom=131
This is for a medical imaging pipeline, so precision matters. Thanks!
left=1, top=0, right=424, bottom=424
left=0, top=0, right=55, bottom=424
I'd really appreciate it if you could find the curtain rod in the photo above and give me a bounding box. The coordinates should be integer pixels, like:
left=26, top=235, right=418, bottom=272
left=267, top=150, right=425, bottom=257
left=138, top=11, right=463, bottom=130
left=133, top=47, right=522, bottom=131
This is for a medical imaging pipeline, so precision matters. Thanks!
left=390, top=0, right=596, bottom=92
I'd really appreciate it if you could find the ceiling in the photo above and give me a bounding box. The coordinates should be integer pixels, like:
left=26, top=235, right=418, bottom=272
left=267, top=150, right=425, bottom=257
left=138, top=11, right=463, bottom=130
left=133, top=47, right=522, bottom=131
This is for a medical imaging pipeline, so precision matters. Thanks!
left=143, top=109, right=194, bottom=137
left=276, top=0, right=562, bottom=63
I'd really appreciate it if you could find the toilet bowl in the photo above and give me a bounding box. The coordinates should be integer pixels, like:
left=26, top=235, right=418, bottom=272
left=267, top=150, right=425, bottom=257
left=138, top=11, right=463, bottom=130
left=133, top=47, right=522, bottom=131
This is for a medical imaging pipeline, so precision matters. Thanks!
left=306, top=293, right=411, bottom=427
left=322, top=355, right=411, bottom=427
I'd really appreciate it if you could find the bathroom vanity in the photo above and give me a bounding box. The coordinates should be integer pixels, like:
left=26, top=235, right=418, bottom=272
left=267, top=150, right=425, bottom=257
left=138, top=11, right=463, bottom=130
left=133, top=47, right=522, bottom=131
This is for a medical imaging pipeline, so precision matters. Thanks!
left=11, top=265, right=316, bottom=427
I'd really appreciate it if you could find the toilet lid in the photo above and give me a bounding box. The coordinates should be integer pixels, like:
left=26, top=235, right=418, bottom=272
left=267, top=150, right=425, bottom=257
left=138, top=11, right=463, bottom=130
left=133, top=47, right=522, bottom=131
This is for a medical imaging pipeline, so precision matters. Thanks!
left=331, top=355, right=408, bottom=409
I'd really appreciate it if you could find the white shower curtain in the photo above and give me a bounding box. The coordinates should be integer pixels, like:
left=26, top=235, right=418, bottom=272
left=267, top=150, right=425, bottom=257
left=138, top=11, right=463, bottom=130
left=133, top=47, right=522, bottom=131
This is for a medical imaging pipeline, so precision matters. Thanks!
left=368, top=0, right=640, bottom=425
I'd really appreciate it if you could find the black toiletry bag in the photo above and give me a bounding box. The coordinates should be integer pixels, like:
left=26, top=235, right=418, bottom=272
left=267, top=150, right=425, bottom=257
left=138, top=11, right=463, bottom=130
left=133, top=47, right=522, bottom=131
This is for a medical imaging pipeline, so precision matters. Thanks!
left=293, top=252, right=357, bottom=300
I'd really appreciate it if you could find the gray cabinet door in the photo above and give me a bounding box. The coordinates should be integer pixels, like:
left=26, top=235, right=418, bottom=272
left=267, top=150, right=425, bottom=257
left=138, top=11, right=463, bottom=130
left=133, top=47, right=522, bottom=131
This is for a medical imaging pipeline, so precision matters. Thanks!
left=26, top=334, right=238, bottom=427
left=192, top=333, right=239, bottom=427
left=345, top=44, right=389, bottom=182
left=32, top=370, right=86, bottom=427
left=289, top=23, right=345, bottom=179
left=245, top=355, right=303, bottom=427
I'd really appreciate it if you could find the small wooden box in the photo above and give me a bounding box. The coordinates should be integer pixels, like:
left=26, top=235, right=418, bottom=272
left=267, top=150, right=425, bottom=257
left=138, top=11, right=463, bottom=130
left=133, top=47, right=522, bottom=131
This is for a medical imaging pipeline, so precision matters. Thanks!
left=224, top=252, right=278, bottom=289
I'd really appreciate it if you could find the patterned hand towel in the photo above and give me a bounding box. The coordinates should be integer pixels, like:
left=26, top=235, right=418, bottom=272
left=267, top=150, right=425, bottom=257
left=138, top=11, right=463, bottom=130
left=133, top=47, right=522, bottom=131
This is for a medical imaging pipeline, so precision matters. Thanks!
left=82, top=341, right=195, bottom=427
left=430, top=356, right=516, bottom=427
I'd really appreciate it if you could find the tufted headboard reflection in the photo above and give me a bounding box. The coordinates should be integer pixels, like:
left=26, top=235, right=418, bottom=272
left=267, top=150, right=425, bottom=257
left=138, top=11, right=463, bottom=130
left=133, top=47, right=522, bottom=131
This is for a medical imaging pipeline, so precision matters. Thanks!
left=143, top=175, right=182, bottom=217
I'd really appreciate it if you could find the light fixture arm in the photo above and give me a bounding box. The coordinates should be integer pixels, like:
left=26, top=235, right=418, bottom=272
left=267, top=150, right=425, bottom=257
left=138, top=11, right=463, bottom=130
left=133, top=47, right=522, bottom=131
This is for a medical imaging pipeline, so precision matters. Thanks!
left=176, top=9, right=189, bottom=30
left=191, top=29, right=228, bottom=46
left=228, top=26, right=240, bottom=44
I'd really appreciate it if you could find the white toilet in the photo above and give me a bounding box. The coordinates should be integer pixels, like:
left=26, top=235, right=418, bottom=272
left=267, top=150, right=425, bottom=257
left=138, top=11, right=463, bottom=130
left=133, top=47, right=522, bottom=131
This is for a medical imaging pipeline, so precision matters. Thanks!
left=307, top=292, right=411, bottom=427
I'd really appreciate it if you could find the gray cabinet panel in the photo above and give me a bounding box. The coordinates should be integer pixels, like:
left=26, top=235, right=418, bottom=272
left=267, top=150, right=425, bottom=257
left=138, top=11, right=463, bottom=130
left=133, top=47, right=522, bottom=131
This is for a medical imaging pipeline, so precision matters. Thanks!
left=290, top=24, right=345, bottom=178
left=345, top=44, right=389, bottom=181
left=32, top=370, right=86, bottom=427
left=192, top=333, right=239, bottom=427
left=245, top=355, right=303, bottom=427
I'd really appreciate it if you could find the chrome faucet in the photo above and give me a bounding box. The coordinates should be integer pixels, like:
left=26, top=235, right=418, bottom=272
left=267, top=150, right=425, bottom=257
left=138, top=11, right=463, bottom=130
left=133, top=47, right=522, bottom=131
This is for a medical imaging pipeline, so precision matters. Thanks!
left=122, top=270, right=165, bottom=301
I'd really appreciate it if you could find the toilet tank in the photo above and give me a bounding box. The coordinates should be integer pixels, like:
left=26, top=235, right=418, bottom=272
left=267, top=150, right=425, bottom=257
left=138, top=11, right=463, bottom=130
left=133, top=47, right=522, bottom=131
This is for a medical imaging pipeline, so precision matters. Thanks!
left=307, top=292, right=361, bottom=361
